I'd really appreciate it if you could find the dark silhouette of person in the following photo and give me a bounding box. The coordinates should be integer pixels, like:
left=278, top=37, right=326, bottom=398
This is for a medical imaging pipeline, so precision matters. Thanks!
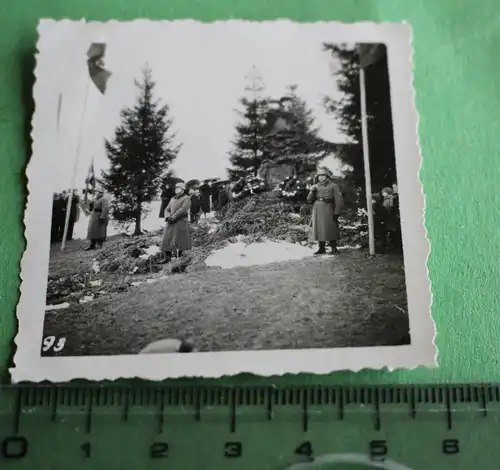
left=189, top=189, right=202, bottom=223
left=217, top=182, right=231, bottom=211
left=199, top=180, right=211, bottom=216
left=51, top=193, right=64, bottom=243
left=65, top=190, right=80, bottom=241
left=211, top=182, right=221, bottom=212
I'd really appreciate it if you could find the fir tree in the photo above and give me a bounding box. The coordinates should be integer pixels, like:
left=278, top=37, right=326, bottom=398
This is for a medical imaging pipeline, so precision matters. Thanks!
left=101, top=67, right=181, bottom=235
left=227, top=67, right=270, bottom=181
left=265, top=85, right=337, bottom=176
left=322, top=43, right=396, bottom=190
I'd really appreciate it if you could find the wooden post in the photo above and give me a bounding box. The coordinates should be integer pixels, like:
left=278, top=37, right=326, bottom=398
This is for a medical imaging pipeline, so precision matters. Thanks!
left=359, top=67, right=375, bottom=256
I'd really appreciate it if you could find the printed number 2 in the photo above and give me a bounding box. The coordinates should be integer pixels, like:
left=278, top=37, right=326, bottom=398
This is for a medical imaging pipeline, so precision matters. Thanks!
left=42, top=336, right=66, bottom=352
left=150, top=442, right=168, bottom=458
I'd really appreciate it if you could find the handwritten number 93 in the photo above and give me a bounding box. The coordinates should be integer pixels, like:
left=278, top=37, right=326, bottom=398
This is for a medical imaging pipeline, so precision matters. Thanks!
left=42, top=336, right=66, bottom=352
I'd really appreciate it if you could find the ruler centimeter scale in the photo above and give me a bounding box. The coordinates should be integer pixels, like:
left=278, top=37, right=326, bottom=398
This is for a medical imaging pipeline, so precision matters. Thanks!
left=0, top=384, right=497, bottom=469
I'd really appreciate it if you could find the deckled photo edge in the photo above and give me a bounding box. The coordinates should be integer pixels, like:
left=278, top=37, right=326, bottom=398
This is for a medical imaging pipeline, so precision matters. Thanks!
left=406, top=20, right=436, bottom=365
left=11, top=19, right=51, bottom=381
left=11, top=20, right=434, bottom=383
left=386, top=22, right=435, bottom=364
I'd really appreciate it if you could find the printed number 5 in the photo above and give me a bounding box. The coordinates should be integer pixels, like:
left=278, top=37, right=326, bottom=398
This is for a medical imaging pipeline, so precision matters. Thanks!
left=42, top=336, right=66, bottom=352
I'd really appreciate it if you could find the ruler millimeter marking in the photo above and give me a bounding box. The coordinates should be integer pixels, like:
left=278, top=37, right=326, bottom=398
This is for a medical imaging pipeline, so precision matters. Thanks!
left=2, top=383, right=496, bottom=431
left=0, top=384, right=497, bottom=469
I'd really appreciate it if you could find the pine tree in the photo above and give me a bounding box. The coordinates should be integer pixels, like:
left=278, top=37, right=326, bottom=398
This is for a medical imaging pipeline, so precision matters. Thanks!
left=322, top=43, right=396, bottom=191
left=265, top=85, right=336, bottom=176
left=227, top=67, right=270, bottom=181
left=101, top=67, right=181, bottom=235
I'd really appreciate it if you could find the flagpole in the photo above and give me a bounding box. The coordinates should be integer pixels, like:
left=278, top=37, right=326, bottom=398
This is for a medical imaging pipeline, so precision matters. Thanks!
left=359, top=66, right=376, bottom=256
left=56, top=93, right=62, bottom=134
left=60, top=78, right=91, bottom=252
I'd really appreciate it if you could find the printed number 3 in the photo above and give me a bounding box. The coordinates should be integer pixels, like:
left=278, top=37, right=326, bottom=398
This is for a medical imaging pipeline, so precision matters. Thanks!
left=42, top=336, right=66, bottom=352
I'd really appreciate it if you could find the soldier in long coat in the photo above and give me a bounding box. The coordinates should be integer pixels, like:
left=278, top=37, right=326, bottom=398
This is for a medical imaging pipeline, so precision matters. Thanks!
left=161, top=183, right=192, bottom=262
left=307, top=167, right=344, bottom=255
left=189, top=189, right=202, bottom=224
left=85, top=187, right=110, bottom=250
left=199, top=180, right=211, bottom=216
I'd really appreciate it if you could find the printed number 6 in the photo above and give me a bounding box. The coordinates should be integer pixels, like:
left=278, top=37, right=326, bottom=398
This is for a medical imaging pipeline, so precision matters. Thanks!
left=42, top=336, right=66, bottom=352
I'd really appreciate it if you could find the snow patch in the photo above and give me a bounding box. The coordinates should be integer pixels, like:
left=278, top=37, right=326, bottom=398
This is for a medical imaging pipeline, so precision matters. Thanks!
left=45, top=302, right=70, bottom=311
left=92, top=261, right=100, bottom=274
left=80, top=295, right=94, bottom=304
left=340, top=244, right=361, bottom=250
left=139, top=245, right=161, bottom=260
left=205, top=239, right=315, bottom=269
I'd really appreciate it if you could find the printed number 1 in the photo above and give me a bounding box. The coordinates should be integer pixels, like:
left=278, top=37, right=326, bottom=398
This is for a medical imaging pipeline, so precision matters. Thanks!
left=81, top=443, right=90, bottom=458
left=42, top=336, right=66, bottom=352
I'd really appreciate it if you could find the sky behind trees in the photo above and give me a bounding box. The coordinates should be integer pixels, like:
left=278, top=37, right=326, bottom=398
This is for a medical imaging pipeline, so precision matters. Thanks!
left=44, top=21, right=350, bottom=193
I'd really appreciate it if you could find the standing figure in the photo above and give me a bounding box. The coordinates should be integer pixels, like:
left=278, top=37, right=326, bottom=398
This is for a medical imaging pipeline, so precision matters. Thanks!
left=380, top=186, right=401, bottom=252
left=58, top=191, right=69, bottom=241
left=199, top=180, right=211, bottom=218
left=85, top=186, right=110, bottom=250
left=391, top=183, right=402, bottom=251
left=217, top=181, right=232, bottom=212
left=65, top=190, right=81, bottom=241
left=189, top=188, right=202, bottom=224
left=161, top=183, right=192, bottom=263
left=210, top=181, right=220, bottom=212
left=307, top=167, right=344, bottom=255
left=51, top=193, right=65, bottom=243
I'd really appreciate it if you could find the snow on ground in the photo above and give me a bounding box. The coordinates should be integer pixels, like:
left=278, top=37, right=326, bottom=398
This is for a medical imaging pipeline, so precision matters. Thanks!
left=205, top=239, right=315, bottom=269
left=139, top=245, right=161, bottom=260
left=46, top=302, right=70, bottom=312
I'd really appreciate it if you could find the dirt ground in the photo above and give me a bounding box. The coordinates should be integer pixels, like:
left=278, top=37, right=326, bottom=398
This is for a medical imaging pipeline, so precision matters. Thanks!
left=43, top=238, right=410, bottom=356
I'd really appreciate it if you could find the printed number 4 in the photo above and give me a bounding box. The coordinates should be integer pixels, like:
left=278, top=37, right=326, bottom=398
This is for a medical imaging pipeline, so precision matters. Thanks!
left=42, top=336, right=66, bottom=352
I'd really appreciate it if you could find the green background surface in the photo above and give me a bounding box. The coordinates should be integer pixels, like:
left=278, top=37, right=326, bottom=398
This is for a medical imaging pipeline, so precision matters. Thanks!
left=0, top=0, right=495, bottom=385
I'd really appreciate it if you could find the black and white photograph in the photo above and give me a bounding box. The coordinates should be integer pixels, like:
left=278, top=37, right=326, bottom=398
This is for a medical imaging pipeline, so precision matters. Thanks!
left=13, top=20, right=434, bottom=381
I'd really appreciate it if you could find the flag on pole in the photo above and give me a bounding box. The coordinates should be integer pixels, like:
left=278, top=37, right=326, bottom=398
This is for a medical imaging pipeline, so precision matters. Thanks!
left=358, top=43, right=386, bottom=69
left=84, top=159, right=96, bottom=203
left=56, top=93, right=62, bottom=132
left=61, top=45, right=110, bottom=252
left=87, top=43, right=111, bottom=94
left=85, top=160, right=96, bottom=189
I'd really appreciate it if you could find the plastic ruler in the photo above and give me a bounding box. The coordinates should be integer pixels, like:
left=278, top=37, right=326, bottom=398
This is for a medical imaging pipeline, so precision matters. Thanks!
left=0, top=384, right=496, bottom=469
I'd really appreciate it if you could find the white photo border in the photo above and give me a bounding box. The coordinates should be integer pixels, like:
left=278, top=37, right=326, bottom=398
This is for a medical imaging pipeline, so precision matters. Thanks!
left=11, top=19, right=435, bottom=382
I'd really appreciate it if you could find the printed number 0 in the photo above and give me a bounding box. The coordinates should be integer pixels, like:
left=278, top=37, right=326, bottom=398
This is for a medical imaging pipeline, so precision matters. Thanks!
left=42, top=336, right=66, bottom=352
left=1, top=436, right=28, bottom=459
